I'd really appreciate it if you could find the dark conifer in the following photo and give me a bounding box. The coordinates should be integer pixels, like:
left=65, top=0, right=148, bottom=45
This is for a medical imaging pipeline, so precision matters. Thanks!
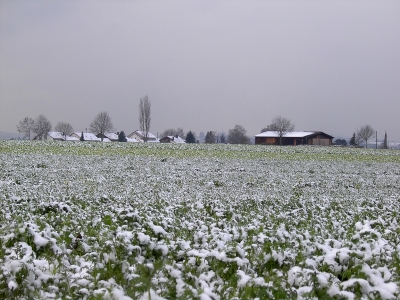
left=118, top=131, right=127, bottom=142
left=349, top=133, right=356, bottom=146
left=185, top=131, right=196, bottom=143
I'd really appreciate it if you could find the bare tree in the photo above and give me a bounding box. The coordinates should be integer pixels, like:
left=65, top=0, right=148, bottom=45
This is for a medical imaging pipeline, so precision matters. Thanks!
left=55, top=122, right=74, bottom=140
left=17, top=117, right=35, bottom=140
left=139, top=95, right=151, bottom=142
left=32, top=115, right=52, bottom=140
left=204, top=131, right=216, bottom=144
left=260, top=124, right=277, bottom=133
left=270, top=116, right=295, bottom=145
left=89, top=111, right=114, bottom=141
left=161, top=128, right=175, bottom=137
left=161, top=127, right=185, bottom=138
left=356, top=125, right=374, bottom=148
left=227, top=125, right=251, bottom=144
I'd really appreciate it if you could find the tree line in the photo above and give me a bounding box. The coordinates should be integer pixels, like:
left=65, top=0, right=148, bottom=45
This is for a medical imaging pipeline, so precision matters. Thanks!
left=16, top=97, right=389, bottom=148
left=16, top=95, right=256, bottom=144
left=344, top=125, right=388, bottom=149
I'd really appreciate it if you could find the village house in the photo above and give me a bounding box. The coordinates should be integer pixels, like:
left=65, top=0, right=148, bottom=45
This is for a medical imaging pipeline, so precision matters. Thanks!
left=96, top=132, right=119, bottom=142
left=254, top=131, right=334, bottom=146
left=70, top=132, right=109, bottom=142
left=47, top=132, right=79, bottom=141
left=159, top=135, right=186, bottom=143
left=127, top=130, right=159, bottom=143
left=96, top=132, right=139, bottom=142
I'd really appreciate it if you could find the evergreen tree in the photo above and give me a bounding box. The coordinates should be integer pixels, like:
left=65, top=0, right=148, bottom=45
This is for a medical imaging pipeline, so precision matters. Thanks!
left=185, top=131, right=196, bottom=143
left=219, top=133, right=227, bottom=144
left=80, top=132, right=84, bottom=141
left=118, top=131, right=127, bottom=142
left=349, top=133, right=356, bottom=146
left=383, top=131, right=388, bottom=149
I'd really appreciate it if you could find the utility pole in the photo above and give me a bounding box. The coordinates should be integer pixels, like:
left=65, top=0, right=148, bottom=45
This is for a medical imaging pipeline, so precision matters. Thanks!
left=376, top=131, right=377, bottom=149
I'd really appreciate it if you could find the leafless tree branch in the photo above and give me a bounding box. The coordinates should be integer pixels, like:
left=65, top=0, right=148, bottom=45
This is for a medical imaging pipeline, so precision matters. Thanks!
left=139, top=96, right=151, bottom=142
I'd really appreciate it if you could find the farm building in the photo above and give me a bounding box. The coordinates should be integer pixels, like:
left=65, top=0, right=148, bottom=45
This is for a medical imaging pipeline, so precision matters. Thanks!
left=128, top=130, right=159, bottom=143
left=159, top=135, right=186, bottom=143
left=255, top=131, right=334, bottom=146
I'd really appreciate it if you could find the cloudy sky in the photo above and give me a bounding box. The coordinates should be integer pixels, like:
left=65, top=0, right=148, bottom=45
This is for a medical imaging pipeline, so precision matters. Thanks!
left=1, top=0, right=399, bottom=141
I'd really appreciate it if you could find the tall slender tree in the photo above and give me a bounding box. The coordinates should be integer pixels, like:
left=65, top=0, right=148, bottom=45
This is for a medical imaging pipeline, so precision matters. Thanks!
left=219, top=133, right=227, bottom=144
left=139, top=95, right=151, bottom=142
left=349, top=133, right=356, bottom=146
left=383, top=131, right=388, bottom=149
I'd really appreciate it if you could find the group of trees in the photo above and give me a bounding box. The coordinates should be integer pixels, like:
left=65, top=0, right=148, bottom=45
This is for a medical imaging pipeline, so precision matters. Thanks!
left=336, top=125, right=389, bottom=149
left=227, top=125, right=250, bottom=144
left=17, top=115, right=67, bottom=140
left=334, top=139, right=347, bottom=146
left=158, top=127, right=248, bottom=145
left=161, top=128, right=185, bottom=139
left=16, top=95, right=152, bottom=142
left=17, top=107, right=388, bottom=149
left=349, top=124, right=375, bottom=148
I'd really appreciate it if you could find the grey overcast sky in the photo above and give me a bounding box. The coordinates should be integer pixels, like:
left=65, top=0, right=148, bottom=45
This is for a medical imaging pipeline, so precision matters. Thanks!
left=1, top=0, right=399, bottom=141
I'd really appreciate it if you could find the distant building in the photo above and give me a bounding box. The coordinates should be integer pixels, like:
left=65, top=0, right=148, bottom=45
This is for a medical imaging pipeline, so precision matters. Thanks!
left=70, top=132, right=108, bottom=142
left=97, top=132, right=119, bottom=142
left=199, top=131, right=205, bottom=143
left=127, top=130, right=159, bottom=143
left=47, top=132, right=79, bottom=141
left=255, top=131, right=334, bottom=146
left=159, top=135, right=186, bottom=143
left=97, top=132, right=138, bottom=142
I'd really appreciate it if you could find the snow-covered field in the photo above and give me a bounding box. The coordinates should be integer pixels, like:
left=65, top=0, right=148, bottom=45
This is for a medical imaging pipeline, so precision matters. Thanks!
left=0, top=141, right=399, bottom=299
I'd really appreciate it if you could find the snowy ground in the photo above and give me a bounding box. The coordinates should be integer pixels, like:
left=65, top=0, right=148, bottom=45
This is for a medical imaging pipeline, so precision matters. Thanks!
left=0, top=141, right=399, bottom=299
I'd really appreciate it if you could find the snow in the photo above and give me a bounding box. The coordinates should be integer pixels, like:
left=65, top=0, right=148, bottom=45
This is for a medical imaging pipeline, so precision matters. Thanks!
left=128, top=130, right=159, bottom=142
left=237, top=270, right=252, bottom=287
left=48, top=132, right=79, bottom=141
left=71, top=132, right=103, bottom=141
left=32, top=232, right=49, bottom=248
left=163, top=136, right=186, bottom=143
left=0, top=141, right=399, bottom=299
left=8, top=280, right=18, bottom=290
left=255, top=131, right=317, bottom=138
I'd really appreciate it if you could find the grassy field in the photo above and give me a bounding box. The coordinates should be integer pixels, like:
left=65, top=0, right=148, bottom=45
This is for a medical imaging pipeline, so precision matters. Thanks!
left=0, top=141, right=399, bottom=299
